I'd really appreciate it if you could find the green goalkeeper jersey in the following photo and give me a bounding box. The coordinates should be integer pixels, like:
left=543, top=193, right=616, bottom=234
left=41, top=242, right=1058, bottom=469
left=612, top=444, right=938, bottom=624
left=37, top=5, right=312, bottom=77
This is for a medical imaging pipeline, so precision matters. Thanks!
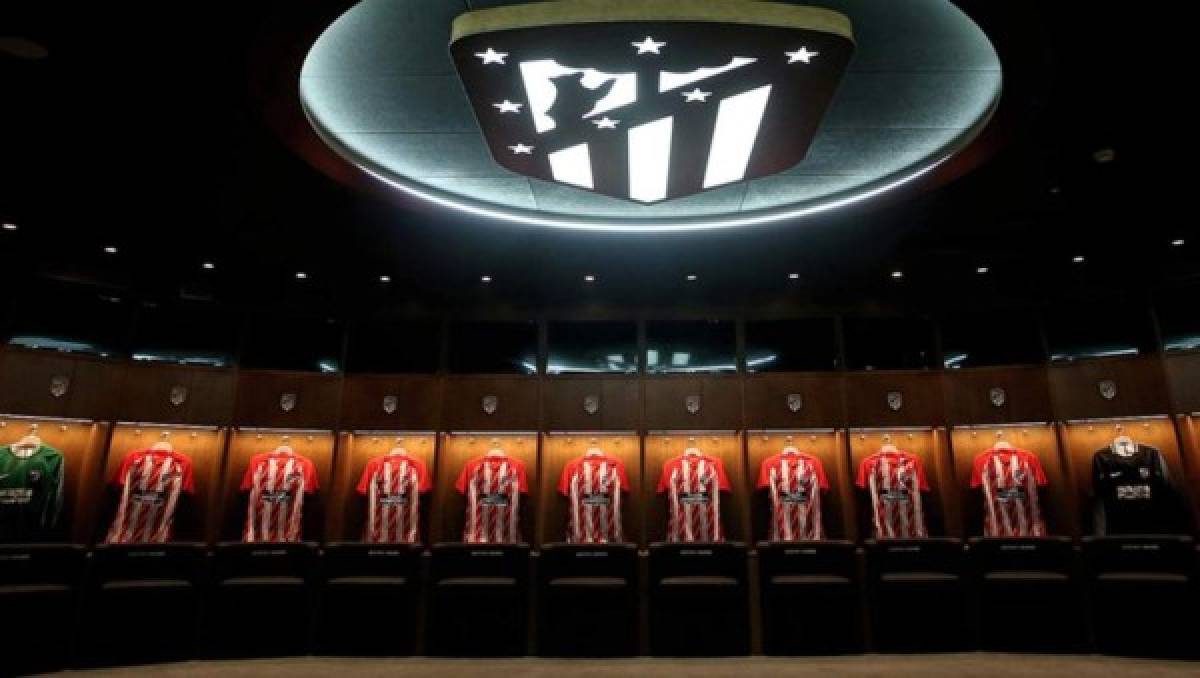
left=0, top=444, right=65, bottom=543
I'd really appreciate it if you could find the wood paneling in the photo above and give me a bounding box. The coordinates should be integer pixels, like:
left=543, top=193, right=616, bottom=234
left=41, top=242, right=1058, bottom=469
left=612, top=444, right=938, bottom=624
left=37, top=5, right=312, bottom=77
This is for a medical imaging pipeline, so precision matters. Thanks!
left=430, top=433, right=539, bottom=544
left=1060, top=417, right=1191, bottom=536
left=1164, top=352, right=1200, bottom=414
left=442, top=377, right=539, bottom=431
left=537, top=433, right=642, bottom=547
left=643, top=376, right=742, bottom=430
left=326, top=432, right=437, bottom=542
left=847, top=428, right=957, bottom=538
left=96, top=424, right=228, bottom=543
left=116, top=364, right=236, bottom=425
left=1181, top=416, right=1200, bottom=529
left=542, top=377, right=640, bottom=430
left=942, top=366, right=1053, bottom=425
left=217, top=429, right=337, bottom=543
left=0, top=350, right=124, bottom=420
left=1048, top=357, right=1170, bottom=420
left=844, top=371, right=944, bottom=427
left=746, top=430, right=854, bottom=541
left=643, top=432, right=748, bottom=544
left=743, top=373, right=845, bottom=429
left=234, top=371, right=342, bottom=428
left=948, top=424, right=1076, bottom=538
left=340, top=375, right=441, bottom=431
left=0, top=415, right=110, bottom=544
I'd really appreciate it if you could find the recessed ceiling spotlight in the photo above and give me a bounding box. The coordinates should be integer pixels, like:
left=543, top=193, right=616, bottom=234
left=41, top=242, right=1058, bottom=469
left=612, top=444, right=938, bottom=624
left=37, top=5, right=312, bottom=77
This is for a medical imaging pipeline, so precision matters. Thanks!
left=1072, top=255, right=1085, bottom=264
left=480, top=275, right=492, bottom=283
left=0, top=37, right=49, bottom=60
left=1049, top=186, right=1061, bottom=195
left=295, top=271, right=308, bottom=279
left=788, top=272, right=800, bottom=280
left=1171, top=239, right=1185, bottom=247
left=686, top=274, right=698, bottom=281
left=1, top=223, right=16, bottom=231
left=1092, top=147, right=1116, bottom=164
left=583, top=274, right=596, bottom=282
left=891, top=270, right=904, bottom=279
left=202, top=261, right=215, bottom=270
left=976, top=266, right=989, bottom=274
left=103, top=246, right=118, bottom=254
left=379, top=275, right=391, bottom=283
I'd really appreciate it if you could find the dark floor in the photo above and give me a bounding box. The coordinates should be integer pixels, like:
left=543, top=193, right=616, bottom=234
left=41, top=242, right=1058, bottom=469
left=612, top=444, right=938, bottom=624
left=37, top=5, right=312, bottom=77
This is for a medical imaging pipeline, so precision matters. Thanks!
left=46, top=655, right=1197, bottom=677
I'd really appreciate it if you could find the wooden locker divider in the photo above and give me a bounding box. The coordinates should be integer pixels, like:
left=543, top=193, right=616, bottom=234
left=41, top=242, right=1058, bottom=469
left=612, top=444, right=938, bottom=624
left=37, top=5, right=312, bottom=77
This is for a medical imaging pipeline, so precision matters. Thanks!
left=1180, top=414, right=1200, bottom=531
left=0, top=414, right=110, bottom=545
left=96, top=422, right=229, bottom=544
left=642, top=431, right=749, bottom=544
left=847, top=427, right=958, bottom=539
left=216, top=428, right=337, bottom=543
left=746, top=429, right=855, bottom=542
left=537, top=432, right=643, bottom=547
left=327, top=430, right=438, bottom=543
left=948, top=423, right=1076, bottom=539
left=1059, top=416, right=1193, bottom=537
left=430, top=432, right=539, bottom=545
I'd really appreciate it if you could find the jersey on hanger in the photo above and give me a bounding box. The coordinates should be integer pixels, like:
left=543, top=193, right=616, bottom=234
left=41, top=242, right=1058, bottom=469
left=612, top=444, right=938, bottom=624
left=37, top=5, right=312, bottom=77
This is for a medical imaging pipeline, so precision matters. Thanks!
left=1092, top=444, right=1182, bottom=535
left=455, top=454, right=529, bottom=544
left=106, top=448, right=195, bottom=544
left=970, top=447, right=1047, bottom=538
left=657, top=453, right=731, bottom=543
left=856, top=450, right=930, bottom=539
left=357, top=453, right=431, bottom=544
left=0, top=444, right=65, bottom=543
left=241, top=451, right=319, bottom=543
left=758, top=450, right=829, bottom=542
left=558, top=453, right=630, bottom=544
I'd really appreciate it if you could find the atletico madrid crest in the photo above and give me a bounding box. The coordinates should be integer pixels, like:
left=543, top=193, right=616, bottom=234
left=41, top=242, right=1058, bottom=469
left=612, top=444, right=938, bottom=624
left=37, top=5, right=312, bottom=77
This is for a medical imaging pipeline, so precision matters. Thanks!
left=450, top=0, right=854, bottom=204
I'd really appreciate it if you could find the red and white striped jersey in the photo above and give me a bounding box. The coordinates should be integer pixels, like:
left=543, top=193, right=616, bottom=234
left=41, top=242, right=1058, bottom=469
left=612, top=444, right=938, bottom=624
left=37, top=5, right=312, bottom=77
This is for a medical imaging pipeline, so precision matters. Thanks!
left=558, top=452, right=630, bottom=544
left=357, top=453, right=432, bottom=544
left=240, top=451, right=319, bottom=543
left=856, top=450, right=930, bottom=540
left=971, top=447, right=1048, bottom=537
left=105, top=448, right=195, bottom=544
left=758, top=450, right=829, bottom=542
left=455, top=453, right=529, bottom=544
left=657, top=452, right=731, bottom=543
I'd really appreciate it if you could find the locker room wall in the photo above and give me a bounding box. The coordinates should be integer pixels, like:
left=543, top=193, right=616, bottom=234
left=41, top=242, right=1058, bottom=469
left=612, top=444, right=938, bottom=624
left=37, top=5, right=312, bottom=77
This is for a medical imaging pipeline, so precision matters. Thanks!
left=746, top=430, right=855, bottom=542
left=1049, top=357, right=1171, bottom=420
left=116, top=364, right=237, bottom=426
left=845, top=371, right=945, bottom=428
left=340, top=375, right=442, bottom=431
left=1164, top=352, right=1200, bottom=414
left=0, top=349, right=124, bottom=420
left=948, top=424, right=1076, bottom=539
left=643, top=432, right=748, bottom=544
left=430, top=432, right=539, bottom=544
left=233, top=370, right=343, bottom=429
left=0, top=415, right=110, bottom=545
left=742, top=373, right=846, bottom=429
left=441, top=377, right=539, bottom=431
left=326, top=431, right=437, bottom=543
left=216, top=429, right=337, bottom=543
left=643, top=376, right=742, bottom=430
left=94, top=423, right=227, bottom=544
left=1059, top=417, right=1193, bottom=537
left=542, top=377, right=641, bottom=431
left=942, top=366, right=1055, bottom=426
left=537, top=432, right=642, bottom=547
left=847, top=428, right=958, bottom=539
left=1180, top=416, right=1200, bottom=530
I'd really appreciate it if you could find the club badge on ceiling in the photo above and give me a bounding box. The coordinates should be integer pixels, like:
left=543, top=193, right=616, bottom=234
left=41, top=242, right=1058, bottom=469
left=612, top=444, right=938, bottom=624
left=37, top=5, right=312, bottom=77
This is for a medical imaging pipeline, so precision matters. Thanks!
left=450, top=0, right=854, bottom=204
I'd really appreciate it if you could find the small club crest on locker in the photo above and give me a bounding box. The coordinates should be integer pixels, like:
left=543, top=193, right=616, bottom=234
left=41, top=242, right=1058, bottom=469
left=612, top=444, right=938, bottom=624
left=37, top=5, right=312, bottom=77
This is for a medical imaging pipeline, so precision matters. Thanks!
left=49, top=375, right=70, bottom=398
left=583, top=394, right=600, bottom=415
left=382, top=394, right=399, bottom=415
left=886, top=390, right=903, bottom=412
left=482, top=394, right=499, bottom=415
left=169, top=385, right=189, bottom=407
left=786, top=393, right=804, bottom=413
left=1098, top=379, right=1118, bottom=401
left=685, top=394, right=702, bottom=415
left=988, top=387, right=1007, bottom=408
left=280, top=392, right=298, bottom=412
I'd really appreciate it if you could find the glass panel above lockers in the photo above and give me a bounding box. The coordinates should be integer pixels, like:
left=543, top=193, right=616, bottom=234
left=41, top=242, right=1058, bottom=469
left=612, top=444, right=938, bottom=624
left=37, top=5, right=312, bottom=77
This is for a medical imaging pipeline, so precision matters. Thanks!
left=129, top=300, right=241, bottom=367
left=744, top=318, right=839, bottom=372
left=940, top=312, right=1046, bottom=368
left=345, top=316, right=441, bottom=373
left=547, top=321, right=637, bottom=374
left=1156, top=283, right=1200, bottom=353
left=1045, top=306, right=1158, bottom=362
left=645, top=320, right=736, bottom=374
left=448, top=320, right=538, bottom=374
left=240, top=313, right=345, bottom=373
left=2, top=278, right=134, bottom=359
left=843, top=316, right=936, bottom=371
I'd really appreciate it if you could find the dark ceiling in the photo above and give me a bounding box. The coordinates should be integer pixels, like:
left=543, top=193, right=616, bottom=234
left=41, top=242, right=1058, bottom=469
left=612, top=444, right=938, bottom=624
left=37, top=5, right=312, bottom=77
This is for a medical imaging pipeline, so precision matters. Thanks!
left=0, top=1, right=1194, bottom=324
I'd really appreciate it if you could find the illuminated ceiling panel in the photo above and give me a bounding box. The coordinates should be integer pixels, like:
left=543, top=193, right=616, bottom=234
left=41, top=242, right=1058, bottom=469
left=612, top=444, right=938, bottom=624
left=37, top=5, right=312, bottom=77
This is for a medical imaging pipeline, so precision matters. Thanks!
left=300, top=0, right=1001, bottom=231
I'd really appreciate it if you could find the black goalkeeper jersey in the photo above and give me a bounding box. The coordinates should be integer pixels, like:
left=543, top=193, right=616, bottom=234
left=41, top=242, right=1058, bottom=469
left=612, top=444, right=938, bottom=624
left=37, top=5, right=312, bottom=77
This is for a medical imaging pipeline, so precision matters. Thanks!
left=1092, top=444, right=1184, bottom=536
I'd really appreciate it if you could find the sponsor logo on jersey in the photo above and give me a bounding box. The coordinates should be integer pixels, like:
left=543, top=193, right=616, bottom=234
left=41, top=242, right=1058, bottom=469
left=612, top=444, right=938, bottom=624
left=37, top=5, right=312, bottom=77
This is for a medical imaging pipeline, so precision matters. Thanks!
left=679, top=491, right=711, bottom=504
left=581, top=493, right=611, bottom=506
left=781, top=490, right=810, bottom=504
left=479, top=492, right=511, bottom=506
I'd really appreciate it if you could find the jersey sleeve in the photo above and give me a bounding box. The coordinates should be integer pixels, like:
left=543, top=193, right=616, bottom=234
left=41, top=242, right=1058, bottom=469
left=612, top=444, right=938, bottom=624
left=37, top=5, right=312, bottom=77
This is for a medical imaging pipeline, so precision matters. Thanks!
left=969, top=452, right=988, bottom=488
left=1027, top=452, right=1048, bottom=486
left=756, top=456, right=773, bottom=489
left=110, top=451, right=138, bottom=486
left=855, top=457, right=872, bottom=488
left=516, top=459, right=530, bottom=494
left=416, top=458, right=433, bottom=493
left=239, top=455, right=261, bottom=492
left=180, top=455, right=196, bottom=494
left=814, top=457, right=830, bottom=491
left=356, top=459, right=376, bottom=495
left=914, top=455, right=931, bottom=492
left=656, top=460, right=673, bottom=494
left=714, top=458, right=732, bottom=491
left=558, top=460, right=575, bottom=496
left=303, top=458, right=319, bottom=494
left=616, top=459, right=631, bottom=491
left=454, top=460, right=472, bottom=494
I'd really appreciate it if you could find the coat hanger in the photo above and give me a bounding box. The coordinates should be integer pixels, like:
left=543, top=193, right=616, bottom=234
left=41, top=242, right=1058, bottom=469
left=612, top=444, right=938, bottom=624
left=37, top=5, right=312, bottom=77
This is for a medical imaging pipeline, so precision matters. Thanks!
left=486, top=438, right=506, bottom=457
left=880, top=433, right=898, bottom=454
left=388, top=446, right=408, bottom=456
left=993, top=431, right=1012, bottom=450
left=151, top=431, right=174, bottom=451
left=275, top=435, right=294, bottom=455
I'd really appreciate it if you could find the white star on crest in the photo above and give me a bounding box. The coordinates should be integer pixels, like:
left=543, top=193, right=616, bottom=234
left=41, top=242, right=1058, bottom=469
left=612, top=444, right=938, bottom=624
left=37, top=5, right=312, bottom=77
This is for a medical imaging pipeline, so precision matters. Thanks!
left=593, top=117, right=619, bottom=129
left=508, top=143, right=534, bottom=155
left=632, top=36, right=666, bottom=54
left=682, top=88, right=711, bottom=103
left=493, top=100, right=523, bottom=114
left=475, top=47, right=508, bottom=65
left=786, top=47, right=819, bottom=64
